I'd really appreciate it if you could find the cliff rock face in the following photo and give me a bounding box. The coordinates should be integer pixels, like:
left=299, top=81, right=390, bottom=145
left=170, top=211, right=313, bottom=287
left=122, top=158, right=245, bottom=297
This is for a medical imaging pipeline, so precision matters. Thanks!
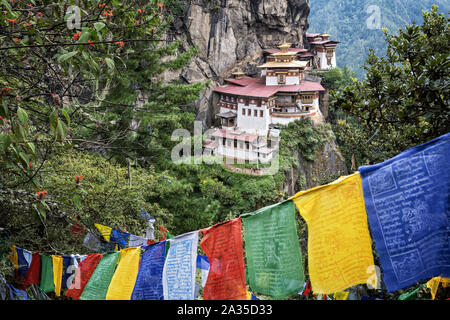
left=170, top=0, right=310, bottom=126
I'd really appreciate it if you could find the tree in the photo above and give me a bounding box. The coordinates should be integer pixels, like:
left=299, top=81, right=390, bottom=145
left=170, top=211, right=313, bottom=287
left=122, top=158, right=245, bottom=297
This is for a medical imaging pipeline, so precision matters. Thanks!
left=0, top=0, right=204, bottom=262
left=330, top=6, right=449, bottom=167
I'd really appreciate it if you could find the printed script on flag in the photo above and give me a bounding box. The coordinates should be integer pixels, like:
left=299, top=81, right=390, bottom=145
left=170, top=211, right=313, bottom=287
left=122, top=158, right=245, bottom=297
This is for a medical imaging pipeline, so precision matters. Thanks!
left=162, top=232, right=198, bottom=300
left=200, top=218, right=247, bottom=300
left=242, top=200, right=304, bottom=299
left=359, top=133, right=450, bottom=292
left=289, top=173, right=376, bottom=294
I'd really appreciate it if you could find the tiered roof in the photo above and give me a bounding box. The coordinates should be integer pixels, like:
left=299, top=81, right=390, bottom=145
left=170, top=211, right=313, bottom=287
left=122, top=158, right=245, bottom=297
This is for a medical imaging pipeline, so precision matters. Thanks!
left=215, top=77, right=325, bottom=98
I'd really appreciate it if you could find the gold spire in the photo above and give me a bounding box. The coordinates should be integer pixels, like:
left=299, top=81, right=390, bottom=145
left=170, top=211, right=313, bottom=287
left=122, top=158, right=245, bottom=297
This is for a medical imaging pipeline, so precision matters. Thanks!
left=278, top=42, right=292, bottom=53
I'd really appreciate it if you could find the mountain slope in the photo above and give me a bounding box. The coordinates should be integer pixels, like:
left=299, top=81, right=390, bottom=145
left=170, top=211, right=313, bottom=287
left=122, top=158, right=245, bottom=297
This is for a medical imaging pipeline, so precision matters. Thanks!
left=308, top=0, right=450, bottom=78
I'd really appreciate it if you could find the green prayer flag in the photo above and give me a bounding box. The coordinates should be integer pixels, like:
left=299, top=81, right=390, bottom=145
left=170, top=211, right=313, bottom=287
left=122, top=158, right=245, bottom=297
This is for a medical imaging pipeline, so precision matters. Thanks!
left=80, top=252, right=120, bottom=300
left=39, top=255, right=55, bottom=293
left=242, top=200, right=304, bottom=299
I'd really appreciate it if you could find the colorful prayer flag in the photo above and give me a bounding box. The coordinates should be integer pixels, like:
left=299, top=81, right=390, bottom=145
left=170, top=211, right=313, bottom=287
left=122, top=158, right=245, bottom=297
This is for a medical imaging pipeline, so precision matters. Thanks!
left=333, top=291, right=349, bottom=300
left=289, top=173, right=376, bottom=294
left=24, top=252, right=40, bottom=287
left=359, top=133, right=450, bottom=292
left=131, top=241, right=166, bottom=300
left=65, top=253, right=102, bottom=300
left=80, top=252, right=119, bottom=300
left=39, top=255, right=55, bottom=293
left=94, top=223, right=112, bottom=242
left=163, top=232, right=198, bottom=300
left=128, top=235, right=148, bottom=248
left=242, top=200, right=304, bottom=299
left=196, top=255, right=210, bottom=288
left=200, top=218, right=247, bottom=300
left=106, top=247, right=141, bottom=300
left=52, top=255, right=63, bottom=297
left=110, top=228, right=130, bottom=249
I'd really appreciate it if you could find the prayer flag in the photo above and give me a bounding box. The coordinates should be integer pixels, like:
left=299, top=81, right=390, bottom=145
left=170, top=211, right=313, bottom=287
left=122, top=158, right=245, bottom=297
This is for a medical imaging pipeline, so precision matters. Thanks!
left=200, top=218, right=247, bottom=300
left=163, top=232, right=198, bottom=300
left=289, top=173, right=376, bottom=294
left=39, top=255, right=55, bottom=293
left=196, top=255, right=210, bottom=288
left=333, top=291, right=349, bottom=300
left=80, top=252, right=119, bottom=300
left=128, top=235, right=148, bottom=248
left=65, top=253, right=102, bottom=300
left=426, top=277, right=441, bottom=300
left=110, top=228, right=130, bottom=249
left=359, top=133, right=450, bottom=292
left=106, top=247, right=141, bottom=300
left=24, top=252, right=40, bottom=287
left=16, top=247, right=30, bottom=277
left=94, top=223, right=112, bottom=242
left=52, top=255, right=63, bottom=297
left=131, top=241, right=166, bottom=300
left=242, top=200, right=304, bottom=299
left=8, top=245, right=18, bottom=269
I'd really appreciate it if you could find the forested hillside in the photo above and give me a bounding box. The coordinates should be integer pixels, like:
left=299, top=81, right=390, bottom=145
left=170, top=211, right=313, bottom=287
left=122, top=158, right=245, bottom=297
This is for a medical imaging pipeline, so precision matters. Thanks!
left=308, top=0, right=450, bottom=78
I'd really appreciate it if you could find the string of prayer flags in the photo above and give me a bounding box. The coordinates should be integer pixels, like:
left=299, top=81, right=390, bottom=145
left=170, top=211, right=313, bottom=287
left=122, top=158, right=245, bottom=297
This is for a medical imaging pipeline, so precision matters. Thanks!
left=80, top=252, right=119, bottom=300
left=200, top=218, right=247, bottom=300
left=65, top=253, right=102, bottom=300
left=242, top=200, right=304, bottom=299
left=105, top=247, right=140, bottom=300
left=359, top=132, right=450, bottom=292
left=289, top=173, right=376, bottom=294
left=163, top=232, right=198, bottom=300
left=131, top=241, right=166, bottom=300
left=39, top=255, right=55, bottom=293
left=24, top=252, right=40, bottom=287
left=52, top=255, right=63, bottom=297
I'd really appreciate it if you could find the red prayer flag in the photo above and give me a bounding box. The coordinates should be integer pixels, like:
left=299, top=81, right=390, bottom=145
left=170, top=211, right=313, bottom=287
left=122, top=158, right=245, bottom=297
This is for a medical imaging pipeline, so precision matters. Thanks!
left=159, top=225, right=168, bottom=241
left=65, top=254, right=102, bottom=300
left=24, top=252, right=41, bottom=287
left=200, top=218, right=247, bottom=300
left=303, top=281, right=312, bottom=296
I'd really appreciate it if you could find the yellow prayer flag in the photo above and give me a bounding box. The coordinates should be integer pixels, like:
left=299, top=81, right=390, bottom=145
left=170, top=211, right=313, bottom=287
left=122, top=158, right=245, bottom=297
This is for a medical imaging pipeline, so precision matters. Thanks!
left=426, top=277, right=441, bottom=300
left=52, top=255, right=63, bottom=297
left=106, top=247, right=141, bottom=300
left=441, top=278, right=450, bottom=288
left=333, top=291, right=349, bottom=300
left=8, top=245, right=18, bottom=269
left=94, top=223, right=112, bottom=242
left=289, top=173, right=375, bottom=294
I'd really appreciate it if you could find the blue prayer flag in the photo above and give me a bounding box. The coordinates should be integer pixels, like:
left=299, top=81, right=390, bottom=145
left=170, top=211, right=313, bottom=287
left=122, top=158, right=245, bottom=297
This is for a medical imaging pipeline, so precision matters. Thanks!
left=131, top=241, right=166, bottom=300
left=196, top=254, right=209, bottom=270
left=110, top=229, right=130, bottom=249
left=359, top=133, right=450, bottom=292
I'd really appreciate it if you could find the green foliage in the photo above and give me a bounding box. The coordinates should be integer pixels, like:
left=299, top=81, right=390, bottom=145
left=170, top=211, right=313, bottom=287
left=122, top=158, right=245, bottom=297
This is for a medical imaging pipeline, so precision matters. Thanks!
left=308, top=0, right=450, bottom=79
left=329, top=6, right=449, bottom=168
